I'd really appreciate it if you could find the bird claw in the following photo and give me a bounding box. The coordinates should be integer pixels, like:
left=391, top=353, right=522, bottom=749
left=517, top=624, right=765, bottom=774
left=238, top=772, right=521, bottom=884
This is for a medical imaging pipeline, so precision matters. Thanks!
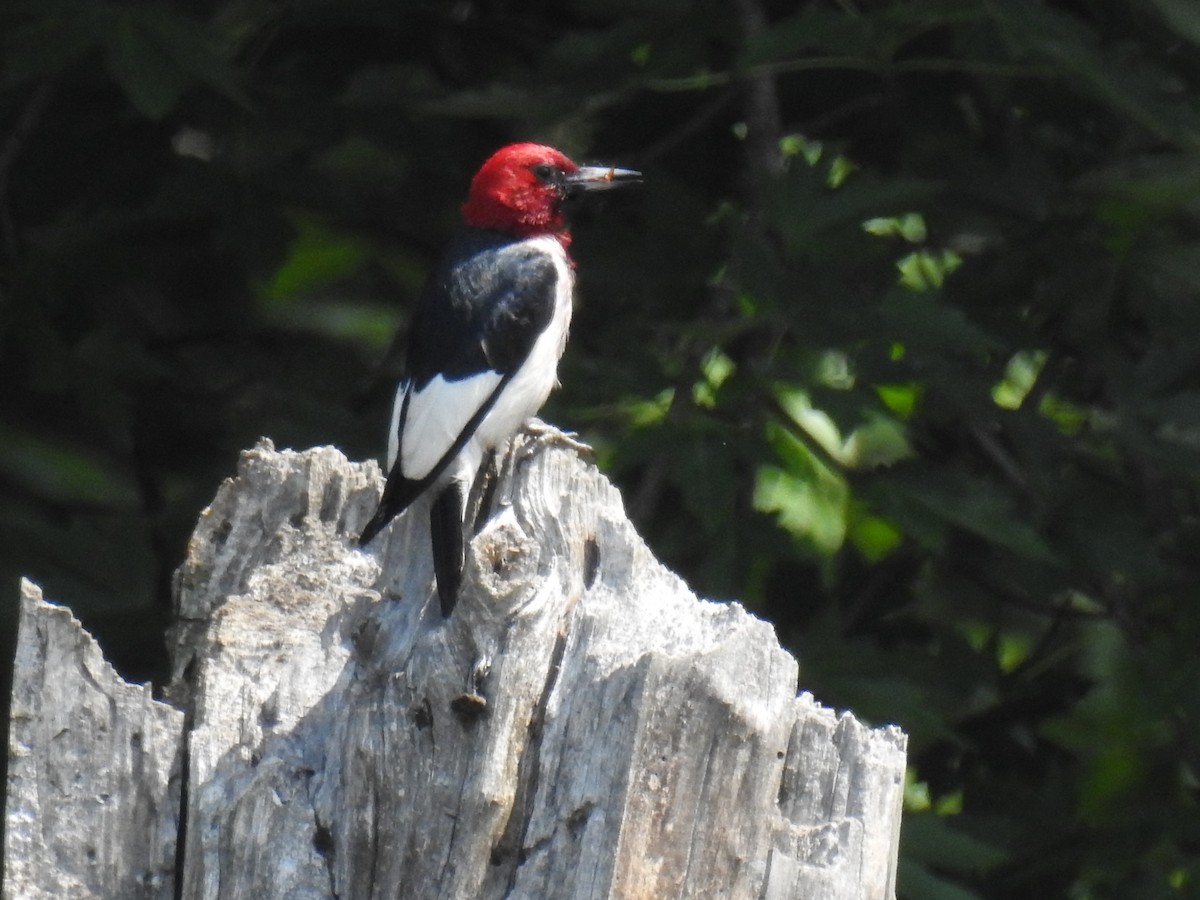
left=519, top=418, right=594, bottom=460
left=467, top=421, right=594, bottom=531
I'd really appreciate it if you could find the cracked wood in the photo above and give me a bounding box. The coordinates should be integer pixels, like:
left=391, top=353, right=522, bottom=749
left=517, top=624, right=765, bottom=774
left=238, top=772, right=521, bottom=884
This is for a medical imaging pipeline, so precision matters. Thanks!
left=5, top=434, right=907, bottom=899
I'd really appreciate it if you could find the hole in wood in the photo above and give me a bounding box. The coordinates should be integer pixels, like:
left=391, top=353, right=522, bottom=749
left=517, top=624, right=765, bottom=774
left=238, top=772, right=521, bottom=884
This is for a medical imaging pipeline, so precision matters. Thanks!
left=411, top=699, right=433, bottom=730
left=312, top=822, right=335, bottom=858
left=583, top=535, right=600, bottom=589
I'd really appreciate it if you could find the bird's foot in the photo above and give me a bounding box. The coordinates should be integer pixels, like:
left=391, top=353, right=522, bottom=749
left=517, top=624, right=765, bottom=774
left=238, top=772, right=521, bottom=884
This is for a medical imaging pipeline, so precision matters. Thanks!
left=476, top=422, right=594, bottom=525
left=519, top=418, right=594, bottom=460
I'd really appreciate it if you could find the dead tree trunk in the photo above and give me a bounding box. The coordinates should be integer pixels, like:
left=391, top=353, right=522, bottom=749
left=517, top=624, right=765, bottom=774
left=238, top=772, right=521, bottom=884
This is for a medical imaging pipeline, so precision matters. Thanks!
left=5, top=436, right=907, bottom=899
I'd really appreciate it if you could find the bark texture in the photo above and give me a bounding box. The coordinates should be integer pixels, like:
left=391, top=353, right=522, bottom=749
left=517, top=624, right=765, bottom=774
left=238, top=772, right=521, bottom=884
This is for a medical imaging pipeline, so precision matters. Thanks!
left=5, top=580, right=183, bottom=899
left=6, top=436, right=907, bottom=899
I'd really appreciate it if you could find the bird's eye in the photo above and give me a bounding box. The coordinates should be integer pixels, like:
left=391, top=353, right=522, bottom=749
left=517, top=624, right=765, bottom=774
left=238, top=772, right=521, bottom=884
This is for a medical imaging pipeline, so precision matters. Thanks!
left=531, top=163, right=559, bottom=183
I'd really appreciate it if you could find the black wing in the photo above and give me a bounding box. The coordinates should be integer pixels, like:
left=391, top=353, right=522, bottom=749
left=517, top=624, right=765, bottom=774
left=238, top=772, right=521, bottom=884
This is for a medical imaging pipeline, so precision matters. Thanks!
left=408, top=232, right=561, bottom=385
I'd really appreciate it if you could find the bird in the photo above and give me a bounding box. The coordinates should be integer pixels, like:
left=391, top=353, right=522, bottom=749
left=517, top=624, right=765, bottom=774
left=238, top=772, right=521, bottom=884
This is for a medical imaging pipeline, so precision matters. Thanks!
left=358, top=142, right=640, bottom=616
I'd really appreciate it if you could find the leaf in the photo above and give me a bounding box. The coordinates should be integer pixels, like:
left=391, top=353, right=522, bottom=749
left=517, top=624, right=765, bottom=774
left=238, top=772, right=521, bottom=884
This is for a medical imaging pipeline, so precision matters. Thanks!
left=755, top=423, right=848, bottom=554
left=103, top=5, right=248, bottom=119
left=876, top=382, right=922, bottom=419
left=875, top=290, right=998, bottom=357
left=847, top=503, right=903, bottom=562
left=871, top=468, right=1059, bottom=564
left=0, top=429, right=140, bottom=509
left=902, top=812, right=1008, bottom=875
left=864, top=212, right=928, bottom=243
left=846, top=414, right=914, bottom=468
left=897, top=249, right=962, bottom=291
left=992, top=350, right=1047, bottom=410
left=691, top=347, right=735, bottom=408
left=261, top=215, right=370, bottom=304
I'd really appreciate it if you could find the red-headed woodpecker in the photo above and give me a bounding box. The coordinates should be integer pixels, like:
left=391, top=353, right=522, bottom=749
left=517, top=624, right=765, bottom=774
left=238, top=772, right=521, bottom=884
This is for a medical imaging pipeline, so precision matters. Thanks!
left=358, top=143, right=640, bottom=615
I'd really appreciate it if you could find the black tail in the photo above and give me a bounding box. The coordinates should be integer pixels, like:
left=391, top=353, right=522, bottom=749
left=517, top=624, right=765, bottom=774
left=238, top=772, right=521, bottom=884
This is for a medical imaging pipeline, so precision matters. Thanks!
left=357, top=470, right=425, bottom=546
left=430, top=482, right=465, bottom=616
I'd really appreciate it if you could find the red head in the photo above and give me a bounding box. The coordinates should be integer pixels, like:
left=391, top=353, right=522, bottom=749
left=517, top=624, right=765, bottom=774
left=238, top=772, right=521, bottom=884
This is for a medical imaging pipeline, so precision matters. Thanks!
left=461, top=143, right=640, bottom=245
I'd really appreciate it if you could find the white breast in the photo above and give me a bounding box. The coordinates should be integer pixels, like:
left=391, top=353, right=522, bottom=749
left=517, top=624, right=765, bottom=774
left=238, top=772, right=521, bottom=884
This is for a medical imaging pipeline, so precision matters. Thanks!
left=472, top=236, right=574, bottom=452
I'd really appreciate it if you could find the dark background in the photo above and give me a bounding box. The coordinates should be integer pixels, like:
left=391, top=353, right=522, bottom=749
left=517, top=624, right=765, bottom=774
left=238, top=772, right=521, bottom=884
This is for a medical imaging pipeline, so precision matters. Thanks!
left=5, top=0, right=1200, bottom=895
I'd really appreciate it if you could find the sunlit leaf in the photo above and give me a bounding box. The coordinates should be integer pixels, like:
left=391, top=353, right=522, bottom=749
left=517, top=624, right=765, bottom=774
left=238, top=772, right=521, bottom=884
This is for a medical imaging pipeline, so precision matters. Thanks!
left=996, top=632, right=1030, bottom=673
left=864, top=212, right=927, bottom=243
left=826, top=155, right=857, bottom=188
left=935, top=791, right=963, bottom=816
left=814, top=349, right=854, bottom=390
left=779, top=133, right=822, bottom=165
left=755, top=423, right=847, bottom=554
left=897, top=249, right=962, bottom=291
left=1039, top=393, right=1087, bottom=435
left=775, top=386, right=911, bottom=469
left=847, top=504, right=903, bottom=562
left=625, top=388, right=675, bottom=428
left=992, top=349, right=1047, bottom=410
left=876, top=382, right=922, bottom=419
left=845, top=415, right=913, bottom=468
left=905, top=771, right=932, bottom=812
left=692, top=347, right=735, bottom=407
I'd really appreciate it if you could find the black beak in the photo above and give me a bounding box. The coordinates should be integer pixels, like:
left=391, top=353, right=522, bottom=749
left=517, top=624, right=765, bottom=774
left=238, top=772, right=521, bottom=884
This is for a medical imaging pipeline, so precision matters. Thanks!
left=563, top=165, right=642, bottom=193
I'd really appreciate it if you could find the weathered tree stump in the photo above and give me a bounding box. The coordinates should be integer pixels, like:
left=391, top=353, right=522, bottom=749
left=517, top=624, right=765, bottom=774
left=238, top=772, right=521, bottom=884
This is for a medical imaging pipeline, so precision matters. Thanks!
left=5, top=436, right=907, bottom=899
left=5, top=580, right=183, bottom=899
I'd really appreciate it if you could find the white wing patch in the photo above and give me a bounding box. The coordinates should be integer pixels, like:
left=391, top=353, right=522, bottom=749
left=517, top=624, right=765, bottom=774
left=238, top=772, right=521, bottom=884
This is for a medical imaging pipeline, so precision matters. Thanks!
left=392, top=371, right=504, bottom=480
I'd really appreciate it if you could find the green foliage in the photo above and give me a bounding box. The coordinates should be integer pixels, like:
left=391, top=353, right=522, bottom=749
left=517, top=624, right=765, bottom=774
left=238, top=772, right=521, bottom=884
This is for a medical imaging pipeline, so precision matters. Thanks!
left=4, top=0, right=1200, bottom=895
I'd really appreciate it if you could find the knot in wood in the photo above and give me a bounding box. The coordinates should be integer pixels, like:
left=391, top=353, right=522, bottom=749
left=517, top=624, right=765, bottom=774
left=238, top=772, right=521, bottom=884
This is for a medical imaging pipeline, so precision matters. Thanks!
left=469, top=509, right=541, bottom=605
